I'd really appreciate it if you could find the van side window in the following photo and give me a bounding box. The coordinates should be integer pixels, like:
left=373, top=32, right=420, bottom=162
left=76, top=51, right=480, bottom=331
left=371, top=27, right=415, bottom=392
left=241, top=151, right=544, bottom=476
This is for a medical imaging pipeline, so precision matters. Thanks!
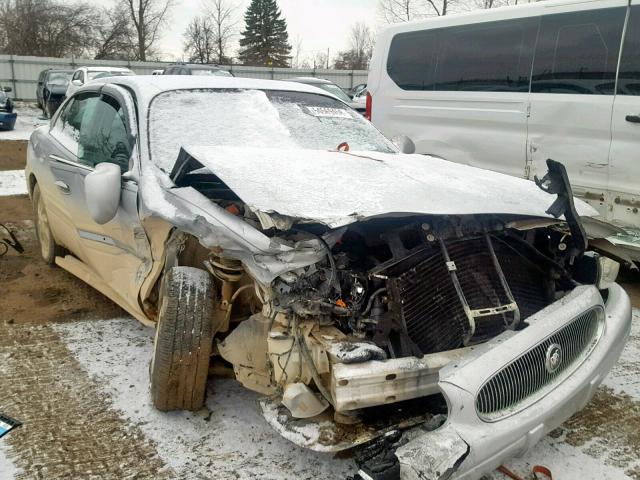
left=531, top=8, right=626, bottom=95
left=618, top=6, right=640, bottom=96
left=387, top=30, right=437, bottom=90
left=386, top=18, right=537, bottom=92
left=434, top=19, right=537, bottom=92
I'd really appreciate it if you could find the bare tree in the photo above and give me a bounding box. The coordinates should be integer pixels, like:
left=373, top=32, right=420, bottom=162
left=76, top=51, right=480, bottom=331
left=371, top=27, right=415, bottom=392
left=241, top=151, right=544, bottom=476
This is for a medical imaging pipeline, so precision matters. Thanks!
left=94, top=5, right=137, bottom=60
left=0, top=0, right=100, bottom=57
left=378, top=0, right=457, bottom=22
left=120, top=0, right=173, bottom=61
left=334, top=22, right=374, bottom=70
left=291, top=34, right=304, bottom=68
left=183, top=16, right=216, bottom=63
left=206, top=0, right=237, bottom=64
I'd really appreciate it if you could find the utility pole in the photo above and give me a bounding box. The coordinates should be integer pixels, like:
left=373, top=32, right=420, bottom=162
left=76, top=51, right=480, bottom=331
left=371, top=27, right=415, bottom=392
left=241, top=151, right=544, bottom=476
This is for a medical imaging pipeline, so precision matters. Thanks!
left=327, top=48, right=330, bottom=69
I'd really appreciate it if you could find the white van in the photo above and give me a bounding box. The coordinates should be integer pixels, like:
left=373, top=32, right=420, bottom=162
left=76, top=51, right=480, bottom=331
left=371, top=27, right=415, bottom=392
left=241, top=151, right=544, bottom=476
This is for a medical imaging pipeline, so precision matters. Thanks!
left=368, top=0, right=640, bottom=259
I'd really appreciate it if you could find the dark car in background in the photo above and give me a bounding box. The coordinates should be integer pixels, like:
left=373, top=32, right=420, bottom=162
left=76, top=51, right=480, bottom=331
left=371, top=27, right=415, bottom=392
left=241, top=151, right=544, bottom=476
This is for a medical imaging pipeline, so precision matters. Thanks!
left=0, top=84, right=16, bottom=131
left=163, top=63, right=233, bottom=76
left=36, top=69, right=73, bottom=118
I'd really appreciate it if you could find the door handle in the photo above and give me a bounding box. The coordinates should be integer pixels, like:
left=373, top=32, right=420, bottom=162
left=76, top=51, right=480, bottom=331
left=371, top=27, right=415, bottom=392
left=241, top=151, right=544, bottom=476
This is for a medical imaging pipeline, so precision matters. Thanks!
left=625, top=114, right=640, bottom=123
left=55, top=180, right=71, bottom=194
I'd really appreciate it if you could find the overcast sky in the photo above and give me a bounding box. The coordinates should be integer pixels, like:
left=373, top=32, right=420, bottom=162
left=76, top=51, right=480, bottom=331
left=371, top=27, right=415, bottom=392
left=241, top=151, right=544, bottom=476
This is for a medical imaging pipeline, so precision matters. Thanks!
left=97, top=0, right=381, bottom=62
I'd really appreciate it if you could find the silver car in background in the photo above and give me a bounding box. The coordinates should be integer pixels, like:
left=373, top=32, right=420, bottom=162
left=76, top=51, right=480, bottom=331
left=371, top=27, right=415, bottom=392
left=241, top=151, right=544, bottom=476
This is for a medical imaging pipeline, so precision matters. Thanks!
left=25, top=75, right=631, bottom=479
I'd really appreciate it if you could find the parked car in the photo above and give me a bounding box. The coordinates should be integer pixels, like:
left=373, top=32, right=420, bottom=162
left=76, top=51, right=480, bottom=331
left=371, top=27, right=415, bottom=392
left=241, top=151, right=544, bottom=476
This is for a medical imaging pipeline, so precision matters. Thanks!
left=289, top=76, right=365, bottom=113
left=0, top=85, right=16, bottom=131
left=368, top=0, right=640, bottom=261
left=25, top=75, right=631, bottom=479
left=65, top=66, right=135, bottom=98
left=151, top=69, right=164, bottom=75
left=37, top=69, right=73, bottom=118
left=348, top=82, right=367, bottom=99
left=163, top=63, right=233, bottom=76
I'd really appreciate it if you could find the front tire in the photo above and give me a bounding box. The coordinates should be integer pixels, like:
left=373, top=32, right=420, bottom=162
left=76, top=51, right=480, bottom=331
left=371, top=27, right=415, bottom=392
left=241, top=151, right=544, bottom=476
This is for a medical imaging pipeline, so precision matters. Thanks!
left=150, top=266, right=216, bottom=411
left=33, top=184, right=63, bottom=264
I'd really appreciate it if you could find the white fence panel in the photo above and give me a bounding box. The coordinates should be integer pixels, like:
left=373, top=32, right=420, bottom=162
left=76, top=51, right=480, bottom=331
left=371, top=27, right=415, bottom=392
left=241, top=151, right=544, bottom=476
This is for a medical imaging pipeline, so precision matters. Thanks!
left=0, top=54, right=368, bottom=101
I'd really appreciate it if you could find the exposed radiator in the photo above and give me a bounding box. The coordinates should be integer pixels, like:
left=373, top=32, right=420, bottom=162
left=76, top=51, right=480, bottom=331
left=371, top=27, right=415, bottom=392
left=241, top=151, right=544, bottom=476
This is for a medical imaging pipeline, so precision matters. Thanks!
left=388, top=236, right=552, bottom=355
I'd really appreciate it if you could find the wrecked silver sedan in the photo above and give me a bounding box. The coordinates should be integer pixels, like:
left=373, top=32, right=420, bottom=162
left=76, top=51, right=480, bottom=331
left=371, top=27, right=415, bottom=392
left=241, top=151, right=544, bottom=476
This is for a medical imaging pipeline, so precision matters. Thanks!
left=25, top=76, right=632, bottom=479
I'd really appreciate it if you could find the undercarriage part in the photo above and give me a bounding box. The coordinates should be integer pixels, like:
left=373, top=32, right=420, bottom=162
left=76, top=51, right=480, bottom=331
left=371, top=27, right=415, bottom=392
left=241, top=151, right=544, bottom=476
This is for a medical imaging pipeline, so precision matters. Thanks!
left=331, top=346, right=473, bottom=412
left=282, top=382, right=329, bottom=418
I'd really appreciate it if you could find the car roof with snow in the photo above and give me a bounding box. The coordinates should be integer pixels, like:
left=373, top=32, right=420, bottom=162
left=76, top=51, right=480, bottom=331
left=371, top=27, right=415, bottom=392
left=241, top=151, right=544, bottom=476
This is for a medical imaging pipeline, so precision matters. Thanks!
left=85, top=66, right=133, bottom=72
left=96, top=75, right=344, bottom=109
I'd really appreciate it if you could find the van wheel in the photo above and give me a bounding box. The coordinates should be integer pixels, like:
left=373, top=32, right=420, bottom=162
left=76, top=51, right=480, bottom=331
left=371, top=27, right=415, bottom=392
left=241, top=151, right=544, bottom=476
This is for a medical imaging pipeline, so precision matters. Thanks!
left=150, top=267, right=216, bottom=411
left=33, top=184, right=63, bottom=264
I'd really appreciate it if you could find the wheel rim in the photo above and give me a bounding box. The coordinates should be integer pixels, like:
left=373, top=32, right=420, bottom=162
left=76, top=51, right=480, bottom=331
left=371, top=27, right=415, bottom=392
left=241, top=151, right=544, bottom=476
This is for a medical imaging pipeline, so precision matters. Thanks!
left=36, top=195, right=53, bottom=260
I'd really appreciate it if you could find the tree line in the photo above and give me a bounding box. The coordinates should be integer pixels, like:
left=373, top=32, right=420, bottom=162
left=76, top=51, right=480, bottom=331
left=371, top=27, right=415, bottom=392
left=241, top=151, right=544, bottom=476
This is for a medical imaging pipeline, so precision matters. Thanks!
left=0, top=0, right=537, bottom=69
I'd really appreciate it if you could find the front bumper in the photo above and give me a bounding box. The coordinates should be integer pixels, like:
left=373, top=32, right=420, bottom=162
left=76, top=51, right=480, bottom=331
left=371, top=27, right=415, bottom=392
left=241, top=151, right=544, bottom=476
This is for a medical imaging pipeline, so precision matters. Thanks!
left=397, top=283, right=632, bottom=480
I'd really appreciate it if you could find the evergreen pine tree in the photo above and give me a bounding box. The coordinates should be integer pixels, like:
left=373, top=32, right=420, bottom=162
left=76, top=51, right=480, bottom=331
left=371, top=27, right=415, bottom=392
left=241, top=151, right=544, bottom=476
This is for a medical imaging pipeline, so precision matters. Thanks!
left=238, top=0, right=291, bottom=67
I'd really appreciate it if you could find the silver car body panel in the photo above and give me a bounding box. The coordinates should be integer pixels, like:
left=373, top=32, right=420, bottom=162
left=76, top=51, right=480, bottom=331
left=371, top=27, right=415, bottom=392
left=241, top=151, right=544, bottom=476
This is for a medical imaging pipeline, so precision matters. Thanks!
left=396, top=283, right=631, bottom=479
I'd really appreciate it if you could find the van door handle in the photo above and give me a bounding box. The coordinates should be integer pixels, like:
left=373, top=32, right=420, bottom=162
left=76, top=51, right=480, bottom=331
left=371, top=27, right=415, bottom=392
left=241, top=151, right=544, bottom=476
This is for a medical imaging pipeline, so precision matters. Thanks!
left=55, top=181, right=71, bottom=194
left=625, top=114, right=640, bottom=123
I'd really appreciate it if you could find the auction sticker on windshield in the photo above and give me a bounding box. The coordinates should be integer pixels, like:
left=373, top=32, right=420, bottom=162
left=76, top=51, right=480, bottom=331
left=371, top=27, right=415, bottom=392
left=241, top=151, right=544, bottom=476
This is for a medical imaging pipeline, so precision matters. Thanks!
left=304, top=106, right=353, bottom=118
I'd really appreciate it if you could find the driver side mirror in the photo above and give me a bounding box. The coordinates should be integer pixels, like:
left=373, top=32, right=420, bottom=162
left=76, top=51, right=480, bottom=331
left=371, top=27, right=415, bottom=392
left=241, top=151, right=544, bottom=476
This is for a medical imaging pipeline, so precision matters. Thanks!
left=392, top=135, right=416, bottom=154
left=85, top=163, right=122, bottom=224
left=72, top=79, right=83, bottom=86
left=2, top=86, right=12, bottom=93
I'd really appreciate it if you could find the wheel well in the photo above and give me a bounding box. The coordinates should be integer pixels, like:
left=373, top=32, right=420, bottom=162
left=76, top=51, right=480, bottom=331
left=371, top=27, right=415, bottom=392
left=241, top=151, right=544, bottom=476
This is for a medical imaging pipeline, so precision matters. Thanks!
left=28, top=174, right=37, bottom=197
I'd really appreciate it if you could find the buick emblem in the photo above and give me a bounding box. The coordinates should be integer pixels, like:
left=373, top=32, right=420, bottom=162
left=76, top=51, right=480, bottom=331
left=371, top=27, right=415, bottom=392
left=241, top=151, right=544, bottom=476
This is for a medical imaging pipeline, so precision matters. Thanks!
left=545, top=343, right=563, bottom=373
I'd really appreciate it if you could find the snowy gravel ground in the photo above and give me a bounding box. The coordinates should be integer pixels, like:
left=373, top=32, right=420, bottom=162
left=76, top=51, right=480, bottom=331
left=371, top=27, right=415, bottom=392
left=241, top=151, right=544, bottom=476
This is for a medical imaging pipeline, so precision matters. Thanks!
left=0, top=170, right=26, bottom=196
left=0, top=102, right=48, bottom=141
left=0, top=310, right=636, bottom=479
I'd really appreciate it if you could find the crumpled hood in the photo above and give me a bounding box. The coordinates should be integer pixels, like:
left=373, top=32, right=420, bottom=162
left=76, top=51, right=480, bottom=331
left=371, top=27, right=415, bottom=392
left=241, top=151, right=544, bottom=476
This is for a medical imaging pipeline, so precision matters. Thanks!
left=181, top=146, right=598, bottom=228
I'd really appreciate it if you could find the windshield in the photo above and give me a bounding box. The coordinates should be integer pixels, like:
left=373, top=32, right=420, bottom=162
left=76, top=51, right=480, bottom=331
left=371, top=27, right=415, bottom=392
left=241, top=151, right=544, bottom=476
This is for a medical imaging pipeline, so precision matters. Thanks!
left=316, top=83, right=352, bottom=103
left=88, top=71, right=133, bottom=80
left=47, top=72, right=72, bottom=86
left=148, top=89, right=395, bottom=171
left=191, top=69, right=232, bottom=77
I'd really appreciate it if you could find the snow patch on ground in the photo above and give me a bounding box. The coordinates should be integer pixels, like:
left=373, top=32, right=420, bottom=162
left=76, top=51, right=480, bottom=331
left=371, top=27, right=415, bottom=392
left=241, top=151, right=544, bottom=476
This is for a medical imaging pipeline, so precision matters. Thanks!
left=53, top=318, right=353, bottom=479
left=52, top=309, right=639, bottom=480
left=0, top=102, right=48, bottom=141
left=0, top=442, right=20, bottom=479
left=602, top=308, right=640, bottom=399
left=0, top=170, right=27, bottom=196
left=488, top=432, right=634, bottom=480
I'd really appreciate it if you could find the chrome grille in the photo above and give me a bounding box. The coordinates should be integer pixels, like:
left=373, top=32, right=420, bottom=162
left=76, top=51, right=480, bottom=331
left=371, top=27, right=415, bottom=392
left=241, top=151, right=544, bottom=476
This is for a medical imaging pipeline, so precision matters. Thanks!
left=476, top=307, right=603, bottom=421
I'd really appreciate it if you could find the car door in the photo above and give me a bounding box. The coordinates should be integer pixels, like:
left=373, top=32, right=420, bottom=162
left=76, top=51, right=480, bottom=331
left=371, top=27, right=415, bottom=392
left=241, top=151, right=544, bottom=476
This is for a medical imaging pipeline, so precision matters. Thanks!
left=526, top=3, right=627, bottom=218
left=47, top=86, right=150, bottom=308
left=609, top=2, right=640, bottom=231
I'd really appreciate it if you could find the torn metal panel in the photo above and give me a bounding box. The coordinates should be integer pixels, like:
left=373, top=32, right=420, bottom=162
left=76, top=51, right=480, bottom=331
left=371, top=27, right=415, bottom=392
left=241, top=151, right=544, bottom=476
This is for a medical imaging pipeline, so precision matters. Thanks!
left=396, top=425, right=469, bottom=480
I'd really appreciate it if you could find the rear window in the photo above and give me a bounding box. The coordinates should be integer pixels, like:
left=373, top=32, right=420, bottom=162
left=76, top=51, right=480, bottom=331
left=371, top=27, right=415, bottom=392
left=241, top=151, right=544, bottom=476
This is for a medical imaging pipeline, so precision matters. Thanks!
left=148, top=89, right=395, bottom=171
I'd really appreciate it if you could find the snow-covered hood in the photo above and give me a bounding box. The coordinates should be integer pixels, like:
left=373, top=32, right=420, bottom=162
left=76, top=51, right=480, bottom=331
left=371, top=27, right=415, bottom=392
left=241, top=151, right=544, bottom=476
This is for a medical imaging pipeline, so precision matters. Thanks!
left=181, top=146, right=597, bottom=228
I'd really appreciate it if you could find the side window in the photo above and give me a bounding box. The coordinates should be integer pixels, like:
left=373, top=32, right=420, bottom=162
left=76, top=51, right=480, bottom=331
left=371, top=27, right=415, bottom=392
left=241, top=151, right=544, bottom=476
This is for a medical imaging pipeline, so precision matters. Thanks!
left=386, top=18, right=537, bottom=92
left=434, top=18, right=538, bottom=92
left=50, top=94, right=99, bottom=158
left=531, top=7, right=626, bottom=95
left=72, top=71, right=81, bottom=82
left=617, top=6, right=640, bottom=95
left=78, top=95, right=132, bottom=172
left=387, top=30, right=437, bottom=90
